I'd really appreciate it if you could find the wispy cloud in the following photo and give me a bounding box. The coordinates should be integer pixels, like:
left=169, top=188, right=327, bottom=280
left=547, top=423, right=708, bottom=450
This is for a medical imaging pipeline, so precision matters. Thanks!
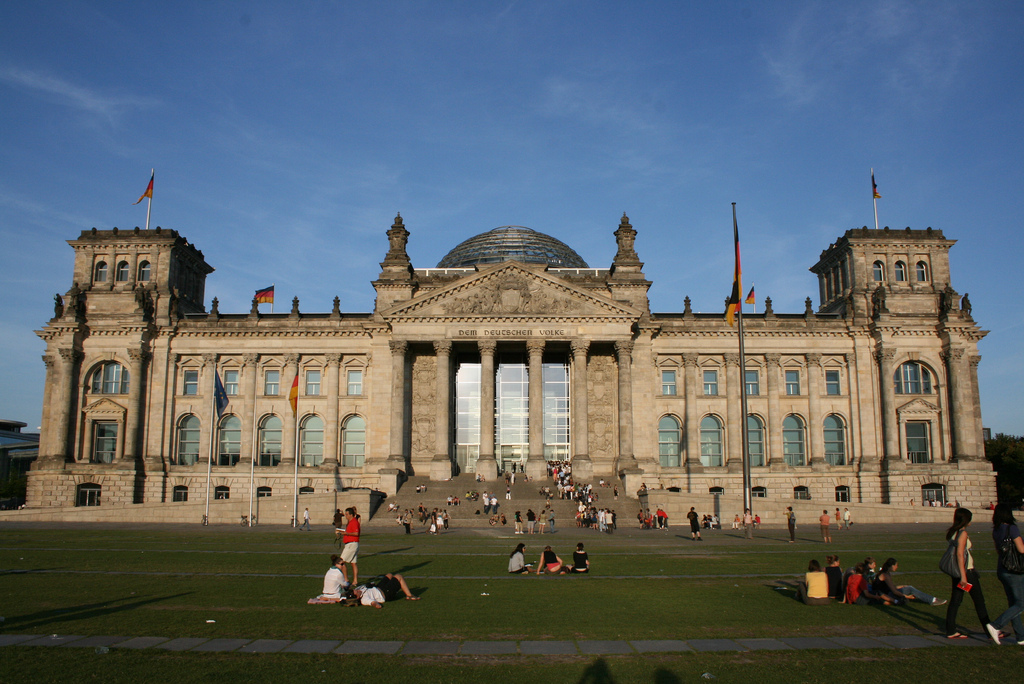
left=0, top=66, right=158, bottom=122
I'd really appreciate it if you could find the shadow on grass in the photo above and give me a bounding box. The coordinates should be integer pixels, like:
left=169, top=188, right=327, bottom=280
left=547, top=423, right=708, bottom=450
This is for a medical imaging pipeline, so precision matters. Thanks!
left=8, top=592, right=193, bottom=631
left=577, top=657, right=616, bottom=684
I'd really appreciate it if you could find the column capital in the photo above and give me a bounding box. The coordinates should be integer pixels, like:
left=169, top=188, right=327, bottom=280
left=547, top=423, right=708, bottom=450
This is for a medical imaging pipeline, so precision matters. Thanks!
left=202, top=353, right=217, bottom=367
left=570, top=339, right=590, bottom=356
left=614, top=340, right=634, bottom=357
left=764, top=353, right=781, bottom=367
left=681, top=352, right=698, bottom=368
left=42, top=354, right=56, bottom=369
left=876, top=348, right=897, bottom=364
left=325, top=352, right=344, bottom=366
left=58, top=348, right=81, bottom=364
left=478, top=339, right=497, bottom=355
left=127, top=348, right=150, bottom=364
left=969, top=355, right=981, bottom=369
left=433, top=340, right=453, bottom=356
left=941, top=347, right=965, bottom=362
left=724, top=353, right=740, bottom=367
left=526, top=338, right=545, bottom=355
left=284, top=353, right=300, bottom=366
left=805, top=352, right=822, bottom=367
left=242, top=353, right=260, bottom=367
left=389, top=340, right=408, bottom=356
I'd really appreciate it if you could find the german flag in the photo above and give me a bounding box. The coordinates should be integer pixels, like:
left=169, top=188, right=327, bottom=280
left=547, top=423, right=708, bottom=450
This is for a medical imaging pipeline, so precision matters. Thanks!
left=726, top=209, right=742, bottom=326
left=872, top=172, right=881, bottom=199
left=289, top=373, right=299, bottom=415
left=745, top=286, right=755, bottom=305
left=254, top=285, right=274, bottom=304
left=133, top=171, right=154, bottom=205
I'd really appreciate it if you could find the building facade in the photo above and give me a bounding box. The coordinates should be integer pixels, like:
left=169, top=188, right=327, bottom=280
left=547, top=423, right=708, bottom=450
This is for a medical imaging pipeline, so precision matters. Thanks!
left=28, top=215, right=995, bottom=513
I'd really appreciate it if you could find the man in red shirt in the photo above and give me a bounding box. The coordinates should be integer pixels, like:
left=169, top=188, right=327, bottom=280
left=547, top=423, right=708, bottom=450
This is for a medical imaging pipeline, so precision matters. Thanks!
left=340, top=507, right=361, bottom=587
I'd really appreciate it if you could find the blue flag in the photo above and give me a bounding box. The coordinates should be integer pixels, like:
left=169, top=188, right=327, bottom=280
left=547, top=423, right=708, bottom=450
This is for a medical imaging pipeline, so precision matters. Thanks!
left=214, top=371, right=229, bottom=418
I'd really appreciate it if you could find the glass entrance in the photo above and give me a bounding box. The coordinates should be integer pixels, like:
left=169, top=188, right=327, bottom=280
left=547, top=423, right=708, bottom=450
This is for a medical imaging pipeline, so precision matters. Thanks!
left=496, top=353, right=528, bottom=473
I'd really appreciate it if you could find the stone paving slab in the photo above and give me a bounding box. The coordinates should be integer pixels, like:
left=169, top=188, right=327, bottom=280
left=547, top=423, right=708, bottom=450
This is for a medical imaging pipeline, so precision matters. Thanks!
left=402, top=641, right=461, bottom=655
left=735, top=638, right=793, bottom=651
left=0, top=635, right=41, bottom=647
left=874, top=635, right=938, bottom=649
left=283, top=639, right=341, bottom=653
left=460, top=641, right=519, bottom=655
left=21, top=635, right=85, bottom=647
left=779, top=637, right=846, bottom=650
left=191, top=638, right=251, bottom=652
left=157, top=638, right=209, bottom=651
left=829, top=636, right=893, bottom=649
left=519, top=640, right=578, bottom=655
left=921, top=634, right=989, bottom=647
left=578, top=640, right=635, bottom=655
left=630, top=640, right=692, bottom=653
left=61, top=635, right=126, bottom=648
left=687, top=639, right=746, bottom=652
left=114, top=637, right=169, bottom=649
left=335, top=641, right=403, bottom=654
left=239, top=639, right=292, bottom=653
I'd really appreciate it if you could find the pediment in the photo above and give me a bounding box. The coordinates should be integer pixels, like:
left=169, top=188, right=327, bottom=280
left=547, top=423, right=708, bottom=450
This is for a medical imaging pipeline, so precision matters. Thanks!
left=381, top=262, right=641, bottom=321
left=83, top=397, right=127, bottom=416
left=896, top=397, right=940, bottom=415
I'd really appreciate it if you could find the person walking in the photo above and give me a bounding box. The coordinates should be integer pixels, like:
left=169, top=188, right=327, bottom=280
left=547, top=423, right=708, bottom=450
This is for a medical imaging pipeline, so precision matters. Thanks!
left=843, top=507, right=851, bottom=530
left=300, top=507, right=311, bottom=531
left=985, top=503, right=1024, bottom=645
left=743, top=508, right=754, bottom=539
left=687, top=507, right=702, bottom=541
left=819, top=510, right=832, bottom=543
left=786, top=506, right=796, bottom=543
left=944, top=508, right=991, bottom=639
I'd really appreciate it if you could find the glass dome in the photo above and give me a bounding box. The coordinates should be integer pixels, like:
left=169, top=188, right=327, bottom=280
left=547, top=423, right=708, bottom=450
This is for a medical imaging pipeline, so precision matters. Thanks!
left=437, top=226, right=588, bottom=268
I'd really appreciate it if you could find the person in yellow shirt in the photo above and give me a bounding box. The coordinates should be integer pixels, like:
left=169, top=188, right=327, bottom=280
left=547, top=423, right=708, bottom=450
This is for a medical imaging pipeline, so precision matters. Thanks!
left=796, top=559, right=831, bottom=605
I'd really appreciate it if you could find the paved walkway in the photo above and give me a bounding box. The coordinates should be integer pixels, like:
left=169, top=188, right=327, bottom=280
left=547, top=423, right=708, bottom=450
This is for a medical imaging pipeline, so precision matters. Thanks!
left=0, top=632, right=998, bottom=655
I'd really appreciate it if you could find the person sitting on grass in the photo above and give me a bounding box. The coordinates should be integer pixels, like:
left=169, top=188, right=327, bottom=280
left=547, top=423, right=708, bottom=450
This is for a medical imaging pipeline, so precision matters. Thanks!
left=353, top=573, right=420, bottom=608
left=509, top=543, right=529, bottom=574
left=316, top=554, right=349, bottom=601
left=872, top=557, right=947, bottom=606
left=825, top=555, right=844, bottom=600
left=844, top=562, right=892, bottom=606
left=536, top=545, right=566, bottom=574
left=795, top=559, right=831, bottom=605
left=569, top=542, right=590, bottom=573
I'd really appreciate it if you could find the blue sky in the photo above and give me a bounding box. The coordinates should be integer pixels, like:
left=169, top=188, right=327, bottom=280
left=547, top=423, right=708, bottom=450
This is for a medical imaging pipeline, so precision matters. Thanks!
left=1, top=1, right=1022, bottom=436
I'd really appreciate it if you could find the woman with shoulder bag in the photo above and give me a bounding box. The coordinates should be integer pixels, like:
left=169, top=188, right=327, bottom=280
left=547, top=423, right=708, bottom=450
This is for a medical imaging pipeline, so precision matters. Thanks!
left=944, top=507, right=992, bottom=639
left=984, top=503, right=1024, bottom=645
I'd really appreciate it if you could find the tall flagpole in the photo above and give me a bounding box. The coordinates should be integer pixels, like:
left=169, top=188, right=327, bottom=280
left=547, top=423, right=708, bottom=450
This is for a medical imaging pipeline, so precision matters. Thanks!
left=248, top=366, right=259, bottom=526
left=733, top=204, right=753, bottom=516
left=205, top=384, right=215, bottom=525
left=871, top=168, right=880, bottom=231
left=145, top=169, right=154, bottom=231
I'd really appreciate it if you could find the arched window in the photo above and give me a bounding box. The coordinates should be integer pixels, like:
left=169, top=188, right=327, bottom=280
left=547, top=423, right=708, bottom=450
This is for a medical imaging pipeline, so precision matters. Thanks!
left=751, top=486, right=767, bottom=498
left=922, top=483, right=946, bottom=506
left=91, top=362, right=130, bottom=394
left=256, top=486, right=272, bottom=498
left=300, top=415, right=324, bottom=467
left=783, top=415, right=806, bottom=466
left=894, top=260, right=907, bottom=282
left=823, top=414, right=846, bottom=466
left=176, top=415, right=201, bottom=465
left=258, top=415, right=282, bottom=467
left=341, top=415, right=366, bottom=468
left=916, top=261, right=929, bottom=282
left=747, top=415, right=765, bottom=467
left=116, top=260, right=130, bottom=281
left=299, top=486, right=315, bottom=495
left=137, top=260, right=151, bottom=282
left=793, top=485, right=811, bottom=500
left=658, top=415, right=682, bottom=468
left=872, top=260, right=885, bottom=282
left=835, top=485, right=851, bottom=502
left=214, top=486, right=230, bottom=500
left=894, top=362, right=932, bottom=394
left=76, top=483, right=101, bottom=507
left=709, top=486, right=725, bottom=496
left=94, top=261, right=108, bottom=283
left=217, top=416, right=241, bottom=466
left=700, top=415, right=723, bottom=467
left=172, top=485, right=189, bottom=502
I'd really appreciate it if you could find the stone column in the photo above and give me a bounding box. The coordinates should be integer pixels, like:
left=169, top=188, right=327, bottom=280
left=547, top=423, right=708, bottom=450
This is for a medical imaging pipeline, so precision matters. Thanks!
left=386, top=341, right=408, bottom=471
left=323, top=353, right=341, bottom=466
left=431, top=341, right=454, bottom=480
left=124, top=348, right=148, bottom=461
left=476, top=340, right=498, bottom=481
left=765, top=354, right=782, bottom=466
left=281, top=353, right=299, bottom=466
left=52, top=348, right=81, bottom=462
left=682, top=353, right=699, bottom=469
left=943, top=347, right=976, bottom=460
left=877, top=348, right=900, bottom=460
left=240, top=354, right=259, bottom=467
left=39, top=355, right=56, bottom=457
left=571, top=340, right=593, bottom=480
left=615, top=340, right=636, bottom=469
left=525, top=339, right=547, bottom=480
left=806, top=353, right=822, bottom=466
left=724, top=353, right=741, bottom=468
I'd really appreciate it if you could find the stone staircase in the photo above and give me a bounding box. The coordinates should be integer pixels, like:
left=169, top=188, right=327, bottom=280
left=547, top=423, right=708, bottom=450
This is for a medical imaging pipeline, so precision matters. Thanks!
left=365, top=473, right=626, bottom=528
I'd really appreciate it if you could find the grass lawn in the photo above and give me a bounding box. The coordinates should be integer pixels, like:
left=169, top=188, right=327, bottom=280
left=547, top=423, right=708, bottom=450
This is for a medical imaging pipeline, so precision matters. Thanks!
left=1, top=522, right=1020, bottom=682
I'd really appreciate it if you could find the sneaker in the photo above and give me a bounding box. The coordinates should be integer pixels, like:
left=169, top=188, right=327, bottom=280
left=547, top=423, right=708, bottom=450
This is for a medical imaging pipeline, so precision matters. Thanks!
left=985, top=623, right=1001, bottom=645
left=932, top=598, right=948, bottom=606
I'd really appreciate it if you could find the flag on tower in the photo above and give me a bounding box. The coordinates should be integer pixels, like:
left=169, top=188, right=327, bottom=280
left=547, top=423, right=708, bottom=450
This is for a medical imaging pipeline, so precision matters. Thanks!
left=289, top=374, right=299, bottom=415
left=254, top=285, right=275, bottom=304
left=872, top=171, right=881, bottom=199
left=745, top=286, right=755, bottom=305
left=726, top=217, right=742, bottom=326
left=134, top=171, right=154, bottom=205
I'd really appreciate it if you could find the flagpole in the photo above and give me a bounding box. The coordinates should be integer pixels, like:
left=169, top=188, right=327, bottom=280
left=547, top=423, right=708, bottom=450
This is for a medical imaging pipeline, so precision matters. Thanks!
left=205, top=383, right=214, bottom=525
left=248, top=365, right=259, bottom=527
left=871, top=168, right=879, bottom=231
left=145, top=168, right=153, bottom=232
left=292, top=417, right=300, bottom=528
left=734, top=204, right=753, bottom=516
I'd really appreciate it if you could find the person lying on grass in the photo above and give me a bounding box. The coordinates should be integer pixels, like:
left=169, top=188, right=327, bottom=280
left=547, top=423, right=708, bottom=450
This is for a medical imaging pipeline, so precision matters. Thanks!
left=353, top=573, right=421, bottom=608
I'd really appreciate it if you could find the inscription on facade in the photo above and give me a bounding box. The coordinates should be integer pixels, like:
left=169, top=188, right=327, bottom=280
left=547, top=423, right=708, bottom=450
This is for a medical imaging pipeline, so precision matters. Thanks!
left=454, top=328, right=570, bottom=338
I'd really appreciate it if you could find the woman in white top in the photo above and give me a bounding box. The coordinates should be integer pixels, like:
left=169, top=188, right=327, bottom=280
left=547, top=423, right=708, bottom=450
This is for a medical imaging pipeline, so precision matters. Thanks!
left=508, top=543, right=528, bottom=573
left=944, top=507, right=992, bottom=638
left=319, top=555, right=349, bottom=600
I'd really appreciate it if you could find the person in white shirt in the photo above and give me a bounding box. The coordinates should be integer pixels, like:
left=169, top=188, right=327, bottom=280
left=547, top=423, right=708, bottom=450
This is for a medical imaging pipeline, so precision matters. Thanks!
left=318, top=555, right=349, bottom=600
left=353, top=573, right=420, bottom=608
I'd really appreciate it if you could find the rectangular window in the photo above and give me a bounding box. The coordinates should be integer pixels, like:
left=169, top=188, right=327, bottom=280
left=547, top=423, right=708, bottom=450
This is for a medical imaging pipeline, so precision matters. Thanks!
left=825, top=370, right=841, bottom=395
left=305, top=369, right=321, bottom=396
left=703, top=369, right=718, bottom=396
left=347, top=369, right=363, bottom=396
left=223, top=369, right=239, bottom=396
left=93, top=422, right=118, bottom=463
left=183, top=370, right=199, bottom=396
left=906, top=421, right=930, bottom=463
left=264, top=370, right=280, bottom=396
left=661, top=369, right=677, bottom=396
left=745, top=369, right=759, bottom=396
left=785, top=370, right=800, bottom=396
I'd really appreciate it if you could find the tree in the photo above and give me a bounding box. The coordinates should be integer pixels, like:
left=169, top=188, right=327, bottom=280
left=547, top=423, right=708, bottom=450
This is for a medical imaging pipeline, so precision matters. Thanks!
left=985, top=434, right=1024, bottom=507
